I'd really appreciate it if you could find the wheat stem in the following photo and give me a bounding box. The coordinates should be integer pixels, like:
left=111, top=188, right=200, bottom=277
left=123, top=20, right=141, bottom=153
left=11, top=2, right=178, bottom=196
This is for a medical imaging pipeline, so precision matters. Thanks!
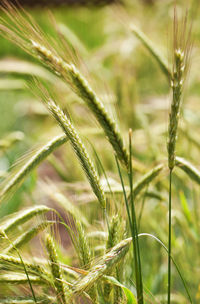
left=168, top=169, right=172, bottom=304
left=128, top=130, right=143, bottom=304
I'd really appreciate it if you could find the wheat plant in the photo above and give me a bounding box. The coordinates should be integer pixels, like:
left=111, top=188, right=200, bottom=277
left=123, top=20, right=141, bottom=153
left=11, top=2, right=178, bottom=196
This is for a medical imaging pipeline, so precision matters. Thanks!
left=0, top=1, right=199, bottom=303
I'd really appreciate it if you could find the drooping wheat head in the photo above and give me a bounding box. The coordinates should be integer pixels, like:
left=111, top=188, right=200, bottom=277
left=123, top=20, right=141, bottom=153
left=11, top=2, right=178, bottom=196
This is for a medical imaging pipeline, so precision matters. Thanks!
left=44, top=98, right=106, bottom=209
left=0, top=1, right=128, bottom=168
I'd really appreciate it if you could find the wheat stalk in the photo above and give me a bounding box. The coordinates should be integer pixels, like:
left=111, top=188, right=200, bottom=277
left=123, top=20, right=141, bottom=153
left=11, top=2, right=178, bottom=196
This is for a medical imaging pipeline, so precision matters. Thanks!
left=168, top=49, right=185, bottom=171
left=167, top=10, right=192, bottom=303
left=31, top=41, right=129, bottom=168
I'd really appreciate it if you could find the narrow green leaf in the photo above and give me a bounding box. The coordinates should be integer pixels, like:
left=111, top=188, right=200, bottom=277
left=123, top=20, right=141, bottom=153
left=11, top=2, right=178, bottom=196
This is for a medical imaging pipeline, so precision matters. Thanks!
left=104, top=275, right=137, bottom=304
left=179, top=191, right=192, bottom=223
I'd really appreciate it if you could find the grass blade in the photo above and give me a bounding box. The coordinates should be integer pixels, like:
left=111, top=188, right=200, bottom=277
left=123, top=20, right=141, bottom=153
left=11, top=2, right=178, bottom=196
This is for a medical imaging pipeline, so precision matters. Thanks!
left=175, top=156, right=200, bottom=185
left=130, top=24, right=171, bottom=79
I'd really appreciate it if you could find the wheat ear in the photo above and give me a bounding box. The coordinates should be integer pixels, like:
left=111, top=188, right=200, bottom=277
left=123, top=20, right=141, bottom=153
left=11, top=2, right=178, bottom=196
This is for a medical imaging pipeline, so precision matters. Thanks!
left=0, top=297, right=55, bottom=304
left=0, top=254, right=50, bottom=281
left=0, top=134, right=67, bottom=202
left=45, top=234, right=67, bottom=304
left=167, top=12, right=191, bottom=303
left=75, top=221, right=91, bottom=268
left=168, top=49, right=185, bottom=170
left=45, top=99, right=106, bottom=209
left=4, top=221, right=54, bottom=254
left=0, top=273, right=46, bottom=285
left=104, top=215, right=120, bottom=300
left=73, top=220, right=98, bottom=303
left=31, top=41, right=128, bottom=167
left=1, top=205, right=51, bottom=234
left=70, top=238, right=131, bottom=297
left=0, top=3, right=128, bottom=167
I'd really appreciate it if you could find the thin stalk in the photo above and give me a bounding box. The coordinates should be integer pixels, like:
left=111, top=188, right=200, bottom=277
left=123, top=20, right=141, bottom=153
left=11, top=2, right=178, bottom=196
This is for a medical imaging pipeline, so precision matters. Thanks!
left=128, top=129, right=143, bottom=304
left=168, top=169, right=172, bottom=304
left=138, top=185, right=148, bottom=231
left=115, top=156, right=132, bottom=232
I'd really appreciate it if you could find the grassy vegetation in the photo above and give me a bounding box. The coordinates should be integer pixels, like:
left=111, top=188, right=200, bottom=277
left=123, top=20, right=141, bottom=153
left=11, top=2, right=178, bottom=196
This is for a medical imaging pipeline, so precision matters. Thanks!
left=0, top=0, right=200, bottom=303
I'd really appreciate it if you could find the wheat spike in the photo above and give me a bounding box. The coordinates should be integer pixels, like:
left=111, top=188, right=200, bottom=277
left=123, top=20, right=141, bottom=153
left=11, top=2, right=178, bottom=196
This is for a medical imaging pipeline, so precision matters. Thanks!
left=0, top=273, right=46, bottom=285
left=46, top=99, right=106, bottom=209
left=0, top=134, right=67, bottom=202
left=1, top=205, right=51, bottom=234
left=45, top=234, right=67, bottom=304
left=4, top=221, right=54, bottom=254
left=70, top=238, right=131, bottom=297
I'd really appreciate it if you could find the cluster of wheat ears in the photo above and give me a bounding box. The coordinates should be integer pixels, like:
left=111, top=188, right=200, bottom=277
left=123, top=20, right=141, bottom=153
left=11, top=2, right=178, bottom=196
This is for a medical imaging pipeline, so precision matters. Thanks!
left=0, top=1, right=199, bottom=304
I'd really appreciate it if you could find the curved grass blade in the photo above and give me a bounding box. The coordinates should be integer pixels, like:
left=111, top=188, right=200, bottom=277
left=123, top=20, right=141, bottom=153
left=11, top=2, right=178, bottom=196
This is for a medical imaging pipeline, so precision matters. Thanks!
left=130, top=24, right=171, bottom=79
left=175, top=156, right=200, bottom=185
left=0, top=230, right=38, bottom=303
left=138, top=233, right=193, bottom=304
left=103, top=275, right=137, bottom=304
left=0, top=58, right=57, bottom=83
